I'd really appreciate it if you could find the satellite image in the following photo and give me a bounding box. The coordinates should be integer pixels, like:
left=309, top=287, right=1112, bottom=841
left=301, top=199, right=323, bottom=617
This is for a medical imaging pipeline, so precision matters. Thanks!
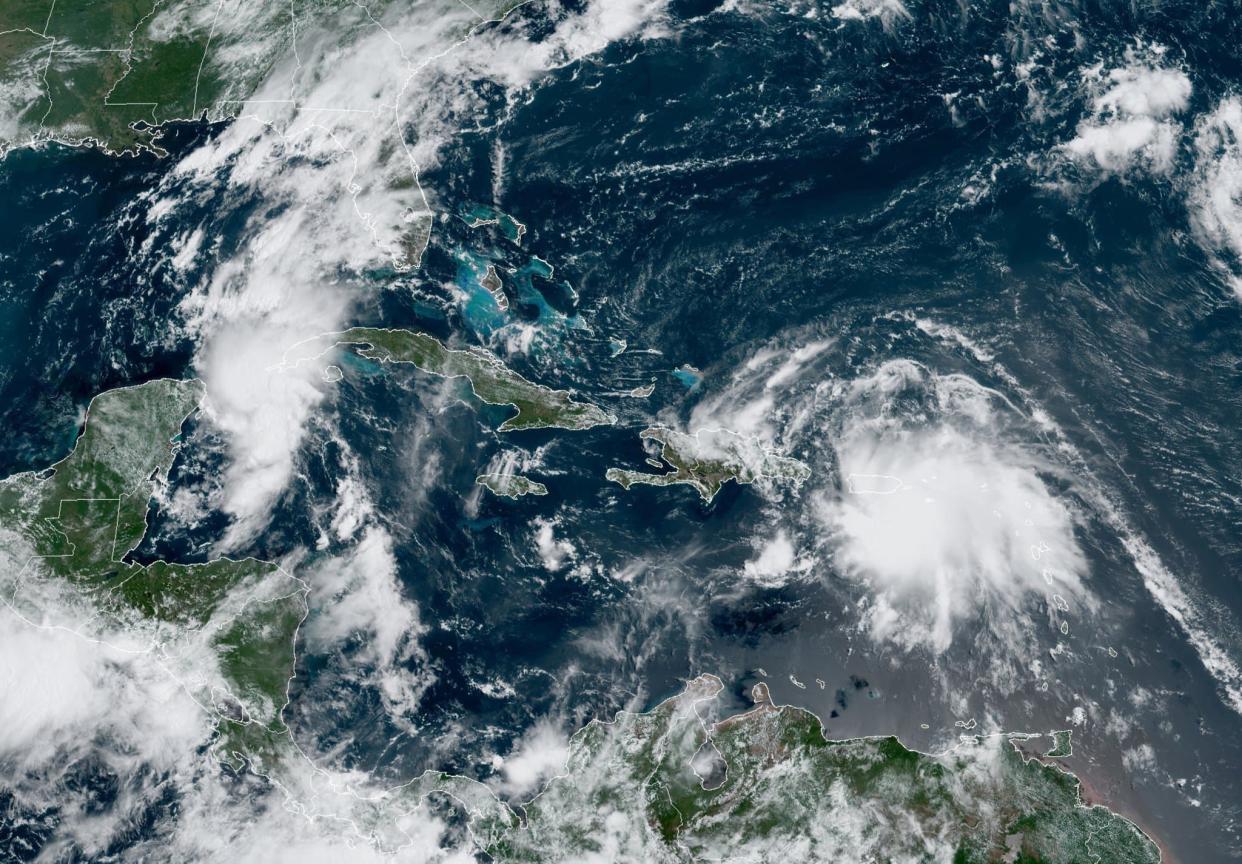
left=1, top=0, right=1241, bottom=861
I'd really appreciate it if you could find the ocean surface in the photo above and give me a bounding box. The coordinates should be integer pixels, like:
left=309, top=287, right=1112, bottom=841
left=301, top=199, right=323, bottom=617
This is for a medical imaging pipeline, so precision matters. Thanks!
left=3, top=0, right=1242, bottom=860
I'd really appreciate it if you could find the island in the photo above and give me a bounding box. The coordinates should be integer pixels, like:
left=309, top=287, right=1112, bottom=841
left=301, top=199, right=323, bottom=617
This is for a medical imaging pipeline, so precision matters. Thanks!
left=465, top=204, right=527, bottom=245
left=477, top=472, right=548, bottom=499
left=279, top=327, right=615, bottom=432
left=606, top=426, right=811, bottom=502
left=1045, top=730, right=1074, bottom=758
left=0, top=381, right=1163, bottom=862
left=479, top=264, right=510, bottom=310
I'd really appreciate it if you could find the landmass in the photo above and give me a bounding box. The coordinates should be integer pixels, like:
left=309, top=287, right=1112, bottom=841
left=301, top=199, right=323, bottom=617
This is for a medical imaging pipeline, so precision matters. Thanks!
left=0, top=377, right=504, bottom=837
left=466, top=676, right=1161, bottom=864
left=0, top=0, right=517, bottom=157
left=0, top=0, right=521, bottom=271
left=0, top=0, right=309, bottom=154
left=465, top=204, right=527, bottom=244
left=1045, top=730, right=1074, bottom=758
left=0, top=379, right=305, bottom=771
left=279, top=327, right=615, bottom=432
left=477, top=472, right=547, bottom=499
left=672, top=364, right=703, bottom=390
left=0, top=381, right=1162, bottom=861
left=606, top=426, right=811, bottom=502
left=479, top=264, right=510, bottom=310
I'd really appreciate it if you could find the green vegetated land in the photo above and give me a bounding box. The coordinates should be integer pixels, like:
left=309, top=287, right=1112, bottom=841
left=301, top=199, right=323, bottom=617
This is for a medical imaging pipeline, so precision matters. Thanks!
left=328, top=327, right=616, bottom=431
left=0, top=0, right=521, bottom=154
left=0, top=378, right=305, bottom=770
left=606, top=426, right=811, bottom=502
left=0, top=378, right=1160, bottom=861
left=0, top=0, right=285, bottom=151
left=466, top=676, right=1161, bottom=864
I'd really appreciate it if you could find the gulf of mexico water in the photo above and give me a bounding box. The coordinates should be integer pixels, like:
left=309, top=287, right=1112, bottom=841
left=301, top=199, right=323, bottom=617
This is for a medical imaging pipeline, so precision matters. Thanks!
left=4, top=0, right=1242, bottom=860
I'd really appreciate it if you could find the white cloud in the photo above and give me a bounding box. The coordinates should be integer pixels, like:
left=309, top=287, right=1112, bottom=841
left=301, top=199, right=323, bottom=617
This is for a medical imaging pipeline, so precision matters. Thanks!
left=495, top=720, right=571, bottom=797
left=0, top=577, right=210, bottom=770
left=0, top=594, right=216, bottom=857
left=1063, top=55, right=1191, bottom=176
left=1121, top=743, right=1157, bottom=774
left=0, top=556, right=488, bottom=861
left=198, top=320, right=336, bottom=547
left=305, top=528, right=416, bottom=664
left=1065, top=116, right=1181, bottom=174
left=329, top=470, right=375, bottom=544
left=0, top=54, right=45, bottom=145
left=471, top=0, right=671, bottom=89
left=172, top=226, right=205, bottom=272
left=764, top=340, right=833, bottom=390
left=830, top=0, right=911, bottom=27
left=816, top=361, right=1087, bottom=654
left=168, top=757, right=481, bottom=863
left=743, top=530, right=808, bottom=586
left=304, top=527, right=433, bottom=719
left=1092, top=64, right=1193, bottom=118
left=689, top=385, right=777, bottom=445
left=910, top=316, right=1242, bottom=713
left=1189, top=96, right=1242, bottom=299
left=687, top=339, right=842, bottom=459
left=172, top=129, right=358, bottom=547
left=0, top=612, right=129, bottom=766
left=533, top=517, right=578, bottom=572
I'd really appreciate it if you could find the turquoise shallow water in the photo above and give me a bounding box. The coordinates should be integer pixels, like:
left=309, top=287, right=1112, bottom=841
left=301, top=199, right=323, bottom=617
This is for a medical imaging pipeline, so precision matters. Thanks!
left=5, top=0, right=1242, bottom=859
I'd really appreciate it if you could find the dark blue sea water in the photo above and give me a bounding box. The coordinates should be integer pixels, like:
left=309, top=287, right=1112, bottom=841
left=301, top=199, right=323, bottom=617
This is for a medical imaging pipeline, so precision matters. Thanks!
left=4, top=0, right=1242, bottom=861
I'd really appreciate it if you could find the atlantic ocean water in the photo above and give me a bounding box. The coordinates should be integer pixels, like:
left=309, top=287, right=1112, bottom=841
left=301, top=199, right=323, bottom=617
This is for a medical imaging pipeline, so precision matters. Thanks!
left=3, top=0, right=1242, bottom=860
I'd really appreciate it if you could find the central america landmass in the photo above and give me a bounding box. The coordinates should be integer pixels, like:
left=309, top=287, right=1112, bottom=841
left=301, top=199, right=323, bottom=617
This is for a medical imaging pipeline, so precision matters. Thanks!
left=0, top=377, right=1160, bottom=862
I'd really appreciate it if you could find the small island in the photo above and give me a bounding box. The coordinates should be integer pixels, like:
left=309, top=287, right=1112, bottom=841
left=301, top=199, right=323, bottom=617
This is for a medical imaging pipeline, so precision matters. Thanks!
left=606, top=426, right=811, bottom=502
left=1045, top=730, right=1074, bottom=758
left=465, top=205, right=527, bottom=245
left=479, top=264, right=509, bottom=310
left=477, top=472, right=548, bottom=499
